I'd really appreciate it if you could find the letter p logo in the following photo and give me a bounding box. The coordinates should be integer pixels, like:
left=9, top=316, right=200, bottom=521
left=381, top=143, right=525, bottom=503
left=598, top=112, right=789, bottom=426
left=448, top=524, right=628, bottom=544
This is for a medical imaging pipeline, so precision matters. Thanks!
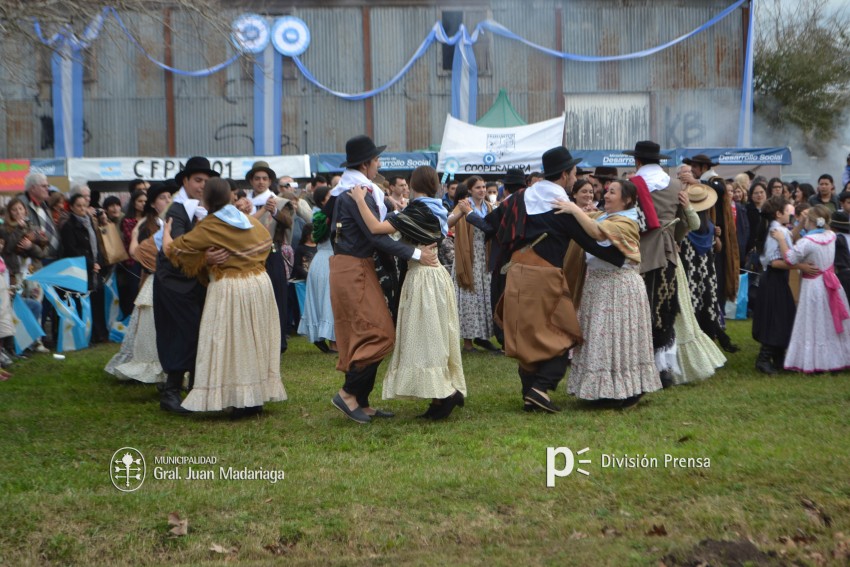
left=546, top=447, right=574, bottom=487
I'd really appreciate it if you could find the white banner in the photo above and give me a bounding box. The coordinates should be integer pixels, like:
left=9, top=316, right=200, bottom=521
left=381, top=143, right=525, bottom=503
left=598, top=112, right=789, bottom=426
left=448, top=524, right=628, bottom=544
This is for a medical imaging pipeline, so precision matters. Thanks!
left=68, top=155, right=311, bottom=182
left=437, top=113, right=565, bottom=175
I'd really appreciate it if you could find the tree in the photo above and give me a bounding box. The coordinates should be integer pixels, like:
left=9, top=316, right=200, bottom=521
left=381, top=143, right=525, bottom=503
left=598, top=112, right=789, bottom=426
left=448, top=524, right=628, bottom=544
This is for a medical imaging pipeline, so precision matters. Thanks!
left=0, top=1, right=228, bottom=90
left=754, top=0, right=850, bottom=157
left=0, top=1, right=226, bottom=38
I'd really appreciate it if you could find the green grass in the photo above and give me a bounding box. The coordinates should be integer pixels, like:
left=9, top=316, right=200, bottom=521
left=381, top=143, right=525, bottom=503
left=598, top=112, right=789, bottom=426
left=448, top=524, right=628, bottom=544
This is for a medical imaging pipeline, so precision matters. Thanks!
left=1, top=321, right=849, bottom=566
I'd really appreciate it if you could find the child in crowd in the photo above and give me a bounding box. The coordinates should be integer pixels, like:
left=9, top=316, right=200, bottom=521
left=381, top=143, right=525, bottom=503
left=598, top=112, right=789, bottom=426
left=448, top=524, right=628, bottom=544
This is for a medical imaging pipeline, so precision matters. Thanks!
left=772, top=205, right=850, bottom=373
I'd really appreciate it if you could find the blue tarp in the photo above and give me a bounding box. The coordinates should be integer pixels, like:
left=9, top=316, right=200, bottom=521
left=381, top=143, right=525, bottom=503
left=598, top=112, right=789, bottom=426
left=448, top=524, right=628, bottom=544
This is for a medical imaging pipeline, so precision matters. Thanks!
left=313, top=152, right=438, bottom=174
left=576, top=147, right=791, bottom=168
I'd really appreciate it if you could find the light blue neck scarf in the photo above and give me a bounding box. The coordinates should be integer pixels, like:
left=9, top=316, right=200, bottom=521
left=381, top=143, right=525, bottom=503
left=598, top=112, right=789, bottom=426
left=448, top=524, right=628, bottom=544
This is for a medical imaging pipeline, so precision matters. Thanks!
left=415, top=196, right=449, bottom=236
left=213, top=204, right=253, bottom=230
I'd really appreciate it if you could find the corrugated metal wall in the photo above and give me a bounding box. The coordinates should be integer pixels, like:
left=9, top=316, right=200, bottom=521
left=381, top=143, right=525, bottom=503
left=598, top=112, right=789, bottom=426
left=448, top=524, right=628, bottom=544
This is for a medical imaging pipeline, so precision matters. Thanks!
left=0, top=0, right=746, bottom=159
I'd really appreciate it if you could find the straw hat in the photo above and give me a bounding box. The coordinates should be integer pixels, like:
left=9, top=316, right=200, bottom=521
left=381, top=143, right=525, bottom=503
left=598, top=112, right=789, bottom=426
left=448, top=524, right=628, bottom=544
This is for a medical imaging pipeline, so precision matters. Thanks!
left=686, top=184, right=718, bottom=212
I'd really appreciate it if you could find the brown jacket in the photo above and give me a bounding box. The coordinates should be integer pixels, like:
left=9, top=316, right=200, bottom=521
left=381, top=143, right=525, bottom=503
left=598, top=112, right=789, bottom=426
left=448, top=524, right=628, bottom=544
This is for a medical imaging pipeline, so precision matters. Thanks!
left=638, top=179, right=688, bottom=274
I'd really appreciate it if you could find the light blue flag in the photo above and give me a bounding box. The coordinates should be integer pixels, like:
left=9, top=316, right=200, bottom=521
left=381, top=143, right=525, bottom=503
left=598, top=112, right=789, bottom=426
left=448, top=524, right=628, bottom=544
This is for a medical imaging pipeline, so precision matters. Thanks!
left=109, top=316, right=130, bottom=343
left=12, top=294, right=45, bottom=355
left=78, top=293, right=92, bottom=346
left=42, top=284, right=87, bottom=353
left=41, top=284, right=84, bottom=327
left=27, top=257, right=89, bottom=293
left=103, top=272, right=124, bottom=337
left=57, top=312, right=79, bottom=353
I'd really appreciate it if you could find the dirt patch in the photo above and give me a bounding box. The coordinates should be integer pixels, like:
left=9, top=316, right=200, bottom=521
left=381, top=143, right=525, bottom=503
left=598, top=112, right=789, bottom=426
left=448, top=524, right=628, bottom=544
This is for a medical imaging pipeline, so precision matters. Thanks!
left=661, top=539, right=791, bottom=567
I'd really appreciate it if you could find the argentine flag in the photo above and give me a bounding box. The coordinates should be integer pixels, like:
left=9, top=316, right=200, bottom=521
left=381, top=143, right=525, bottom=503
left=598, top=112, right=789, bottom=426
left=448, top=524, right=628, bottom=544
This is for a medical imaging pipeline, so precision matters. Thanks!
left=12, top=295, right=45, bottom=355
left=42, top=284, right=88, bottom=353
left=27, top=257, right=89, bottom=293
left=103, top=272, right=127, bottom=342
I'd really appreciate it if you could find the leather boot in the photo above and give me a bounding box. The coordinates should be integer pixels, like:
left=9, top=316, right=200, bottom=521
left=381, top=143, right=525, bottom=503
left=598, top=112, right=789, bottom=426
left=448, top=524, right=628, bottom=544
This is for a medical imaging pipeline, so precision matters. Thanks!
left=659, top=370, right=674, bottom=389
left=771, top=347, right=786, bottom=373
left=755, top=345, right=777, bottom=375
left=160, top=372, right=190, bottom=414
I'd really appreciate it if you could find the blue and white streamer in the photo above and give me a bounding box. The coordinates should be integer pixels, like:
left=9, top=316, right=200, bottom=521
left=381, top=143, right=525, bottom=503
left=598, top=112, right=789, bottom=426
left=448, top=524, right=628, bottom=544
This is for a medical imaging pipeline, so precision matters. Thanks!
left=108, top=8, right=239, bottom=77
left=254, top=41, right=283, bottom=156
left=31, top=3, right=757, bottom=154
left=738, top=0, right=756, bottom=146
left=476, top=1, right=746, bottom=62
left=450, top=26, right=478, bottom=123
left=290, top=22, right=453, bottom=101
left=51, top=44, right=84, bottom=158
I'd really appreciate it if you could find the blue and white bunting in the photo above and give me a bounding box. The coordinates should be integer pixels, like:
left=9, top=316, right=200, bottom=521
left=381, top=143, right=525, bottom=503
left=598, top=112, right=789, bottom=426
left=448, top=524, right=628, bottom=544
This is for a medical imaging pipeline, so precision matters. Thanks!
left=253, top=39, right=283, bottom=156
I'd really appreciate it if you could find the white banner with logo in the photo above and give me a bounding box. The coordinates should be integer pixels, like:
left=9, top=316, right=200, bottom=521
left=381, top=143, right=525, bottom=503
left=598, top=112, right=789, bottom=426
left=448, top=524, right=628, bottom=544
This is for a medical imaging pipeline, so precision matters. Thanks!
left=68, top=155, right=311, bottom=182
left=437, top=113, right=565, bottom=175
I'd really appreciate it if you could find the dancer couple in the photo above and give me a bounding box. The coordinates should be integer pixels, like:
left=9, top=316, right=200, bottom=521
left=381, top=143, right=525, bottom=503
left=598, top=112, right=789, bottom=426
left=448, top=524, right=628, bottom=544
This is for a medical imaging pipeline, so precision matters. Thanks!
left=328, top=135, right=465, bottom=423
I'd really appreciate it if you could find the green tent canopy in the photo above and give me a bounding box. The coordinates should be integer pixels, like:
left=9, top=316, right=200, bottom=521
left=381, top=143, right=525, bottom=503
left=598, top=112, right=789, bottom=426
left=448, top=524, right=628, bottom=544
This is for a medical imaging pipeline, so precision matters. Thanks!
left=417, top=90, right=526, bottom=152
left=475, top=88, right=527, bottom=128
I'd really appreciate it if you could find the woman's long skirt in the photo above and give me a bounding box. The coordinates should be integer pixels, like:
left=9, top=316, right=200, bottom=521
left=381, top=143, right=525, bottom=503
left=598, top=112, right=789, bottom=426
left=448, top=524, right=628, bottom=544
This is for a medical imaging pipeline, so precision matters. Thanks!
left=181, top=272, right=287, bottom=411
left=383, top=262, right=466, bottom=400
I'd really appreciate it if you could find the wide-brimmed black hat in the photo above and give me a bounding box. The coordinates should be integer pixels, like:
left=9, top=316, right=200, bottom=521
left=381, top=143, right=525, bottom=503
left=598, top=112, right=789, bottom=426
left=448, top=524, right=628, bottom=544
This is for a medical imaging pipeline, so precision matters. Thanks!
left=542, top=146, right=581, bottom=177
left=503, top=168, right=526, bottom=187
left=591, top=166, right=618, bottom=181
left=245, top=160, right=276, bottom=182
left=175, top=156, right=219, bottom=186
left=341, top=135, right=386, bottom=168
left=576, top=166, right=592, bottom=176
left=831, top=211, right=850, bottom=234
left=683, top=153, right=718, bottom=168
left=143, top=180, right=179, bottom=216
left=624, top=140, right=670, bottom=161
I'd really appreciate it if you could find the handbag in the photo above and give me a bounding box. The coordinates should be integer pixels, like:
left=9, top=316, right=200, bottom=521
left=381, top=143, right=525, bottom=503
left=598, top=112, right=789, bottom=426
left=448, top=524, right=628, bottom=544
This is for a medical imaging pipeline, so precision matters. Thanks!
left=96, top=222, right=130, bottom=265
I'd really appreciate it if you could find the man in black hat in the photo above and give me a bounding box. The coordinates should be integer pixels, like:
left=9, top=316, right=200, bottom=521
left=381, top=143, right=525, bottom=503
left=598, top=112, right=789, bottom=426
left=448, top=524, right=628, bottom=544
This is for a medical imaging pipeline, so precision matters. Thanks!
left=683, top=154, right=719, bottom=183
left=458, top=167, right=527, bottom=348
left=496, top=148, right=627, bottom=413
left=327, top=135, right=439, bottom=424
left=154, top=156, right=224, bottom=414
left=590, top=166, right=618, bottom=204
left=625, top=141, right=690, bottom=386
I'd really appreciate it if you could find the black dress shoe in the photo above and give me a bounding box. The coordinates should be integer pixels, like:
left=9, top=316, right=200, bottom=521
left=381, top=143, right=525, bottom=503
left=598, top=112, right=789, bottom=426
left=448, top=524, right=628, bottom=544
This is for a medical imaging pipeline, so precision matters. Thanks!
left=429, top=391, right=465, bottom=421
left=332, top=393, right=371, bottom=424
left=313, top=340, right=331, bottom=353
left=523, top=403, right=540, bottom=412
left=160, top=393, right=191, bottom=415
left=473, top=338, right=500, bottom=351
left=588, top=398, right=623, bottom=409
left=619, top=394, right=643, bottom=409
left=523, top=389, right=561, bottom=413
left=231, top=406, right=263, bottom=419
left=718, top=333, right=740, bottom=353
left=368, top=408, right=395, bottom=418
left=418, top=403, right=438, bottom=418
left=659, top=370, right=674, bottom=389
